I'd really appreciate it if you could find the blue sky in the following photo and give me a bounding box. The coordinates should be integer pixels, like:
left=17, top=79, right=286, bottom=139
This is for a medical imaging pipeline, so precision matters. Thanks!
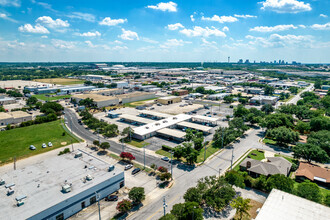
left=0, top=0, right=329, bottom=63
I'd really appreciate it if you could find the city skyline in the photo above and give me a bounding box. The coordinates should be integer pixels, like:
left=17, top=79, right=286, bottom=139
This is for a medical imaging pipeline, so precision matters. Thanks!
left=0, top=0, right=329, bottom=63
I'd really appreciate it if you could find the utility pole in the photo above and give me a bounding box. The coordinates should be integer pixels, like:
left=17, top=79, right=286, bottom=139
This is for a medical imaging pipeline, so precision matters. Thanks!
left=230, top=148, right=234, bottom=170
left=14, top=156, right=16, bottom=170
left=143, top=144, right=146, bottom=170
left=95, top=192, right=101, bottom=220
left=70, top=118, right=74, bottom=152
left=163, top=196, right=167, bottom=217
left=170, top=151, right=173, bottom=180
left=219, top=168, right=222, bottom=176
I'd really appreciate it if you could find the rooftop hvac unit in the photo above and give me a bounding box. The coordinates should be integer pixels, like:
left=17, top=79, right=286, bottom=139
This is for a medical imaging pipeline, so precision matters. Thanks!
left=0, top=179, right=5, bottom=186
left=86, top=174, right=93, bottom=181
left=7, top=188, right=14, bottom=196
left=5, top=183, right=15, bottom=188
left=62, top=184, right=71, bottom=193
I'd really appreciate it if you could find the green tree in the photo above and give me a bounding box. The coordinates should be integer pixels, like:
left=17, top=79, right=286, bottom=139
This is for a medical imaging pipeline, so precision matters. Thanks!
left=296, top=180, right=322, bottom=203
left=310, top=116, right=330, bottom=131
left=93, top=140, right=100, bottom=146
left=324, top=194, right=330, bottom=207
left=234, top=105, right=249, bottom=119
left=116, top=199, right=132, bottom=213
left=230, top=196, right=251, bottom=220
left=265, top=113, right=294, bottom=129
left=184, top=129, right=194, bottom=142
left=295, top=121, right=310, bottom=134
left=266, top=174, right=294, bottom=193
left=229, top=117, right=249, bottom=132
left=121, top=127, right=133, bottom=140
left=173, top=145, right=184, bottom=160
left=159, top=172, right=172, bottom=182
left=26, top=96, right=38, bottom=105
left=40, top=102, right=64, bottom=115
left=128, top=187, right=145, bottom=204
left=293, top=143, right=329, bottom=163
left=0, top=106, right=5, bottom=112
left=225, top=171, right=246, bottom=188
left=266, top=126, right=299, bottom=146
left=261, top=104, right=274, bottom=115
left=79, top=98, right=95, bottom=107
left=224, top=95, right=234, bottom=103
left=100, top=142, right=110, bottom=151
left=171, top=202, right=203, bottom=220
left=159, top=214, right=177, bottom=220
left=289, top=87, right=299, bottom=94
left=184, top=187, right=202, bottom=204
left=264, top=85, right=275, bottom=96
left=182, top=143, right=199, bottom=165
left=307, top=130, right=330, bottom=156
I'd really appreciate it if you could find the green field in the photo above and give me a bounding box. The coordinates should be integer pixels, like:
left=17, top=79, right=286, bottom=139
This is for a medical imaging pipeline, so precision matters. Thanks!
left=197, top=141, right=221, bottom=163
left=0, top=120, right=80, bottom=165
left=34, top=78, right=85, bottom=85
left=124, top=138, right=150, bottom=148
left=33, top=94, right=71, bottom=101
left=263, top=138, right=277, bottom=145
left=155, top=149, right=172, bottom=158
left=123, top=98, right=158, bottom=108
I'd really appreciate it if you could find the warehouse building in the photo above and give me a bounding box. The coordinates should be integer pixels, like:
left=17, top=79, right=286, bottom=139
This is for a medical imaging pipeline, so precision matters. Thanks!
left=0, top=111, right=32, bottom=126
left=172, top=89, right=189, bottom=96
left=117, top=92, right=156, bottom=104
left=71, top=94, right=119, bottom=108
left=244, top=87, right=263, bottom=95
left=156, top=128, right=186, bottom=142
left=119, top=114, right=154, bottom=125
left=0, top=150, right=124, bottom=220
left=139, top=110, right=171, bottom=120
left=0, top=96, right=16, bottom=105
left=250, top=95, right=278, bottom=105
left=92, top=88, right=124, bottom=96
left=176, top=121, right=212, bottom=134
left=157, top=96, right=182, bottom=105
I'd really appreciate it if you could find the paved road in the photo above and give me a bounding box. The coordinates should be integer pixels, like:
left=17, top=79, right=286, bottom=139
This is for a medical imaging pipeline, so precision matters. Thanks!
left=128, top=128, right=292, bottom=220
left=64, top=108, right=169, bottom=168
left=276, top=84, right=314, bottom=108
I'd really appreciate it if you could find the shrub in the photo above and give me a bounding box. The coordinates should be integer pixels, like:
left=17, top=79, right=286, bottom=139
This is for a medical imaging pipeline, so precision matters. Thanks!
left=162, top=145, right=173, bottom=152
left=120, top=152, right=135, bottom=161
left=58, top=148, right=70, bottom=155
left=225, top=171, right=246, bottom=188
left=116, top=199, right=132, bottom=213
left=158, top=166, right=168, bottom=173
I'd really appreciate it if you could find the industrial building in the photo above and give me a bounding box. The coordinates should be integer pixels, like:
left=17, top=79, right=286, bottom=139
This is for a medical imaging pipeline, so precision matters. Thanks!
left=244, top=87, right=263, bottom=95
left=0, top=150, right=124, bottom=220
left=25, top=85, right=96, bottom=94
left=0, top=96, right=16, bottom=105
left=0, top=111, right=32, bottom=126
left=172, top=89, right=189, bottom=96
left=71, top=94, right=119, bottom=108
left=207, top=93, right=230, bottom=100
left=92, top=88, right=124, bottom=96
left=157, top=96, right=182, bottom=105
left=250, top=95, right=278, bottom=105
left=256, top=189, right=330, bottom=220
left=117, top=92, right=156, bottom=104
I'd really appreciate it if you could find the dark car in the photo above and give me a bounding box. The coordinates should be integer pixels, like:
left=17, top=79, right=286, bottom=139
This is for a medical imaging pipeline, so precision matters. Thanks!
left=132, top=168, right=141, bottom=175
left=105, top=195, right=118, bottom=201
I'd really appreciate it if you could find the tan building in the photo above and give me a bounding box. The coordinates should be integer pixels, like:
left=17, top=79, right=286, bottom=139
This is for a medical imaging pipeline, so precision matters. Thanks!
left=157, top=96, right=182, bottom=105
left=172, top=89, right=189, bottom=96
left=117, top=92, right=156, bottom=104
left=91, top=88, right=124, bottom=96
left=0, top=111, right=32, bottom=126
left=71, top=94, right=119, bottom=108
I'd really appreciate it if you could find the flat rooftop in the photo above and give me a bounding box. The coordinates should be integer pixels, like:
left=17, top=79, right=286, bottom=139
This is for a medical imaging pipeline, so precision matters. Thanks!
left=0, top=112, right=12, bottom=120
left=157, top=128, right=186, bottom=139
left=177, top=121, right=212, bottom=133
left=120, top=114, right=155, bottom=124
left=139, top=110, right=171, bottom=119
left=192, top=115, right=219, bottom=123
left=133, top=114, right=191, bottom=136
left=0, top=150, right=123, bottom=220
left=72, top=94, right=119, bottom=102
left=256, top=189, right=330, bottom=220
left=158, top=96, right=179, bottom=100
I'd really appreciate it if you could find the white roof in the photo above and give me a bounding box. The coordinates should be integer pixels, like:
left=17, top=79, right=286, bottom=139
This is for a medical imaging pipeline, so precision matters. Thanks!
left=256, top=189, right=330, bottom=220
left=120, top=114, right=154, bottom=124
left=192, top=115, right=219, bottom=123
left=157, top=128, right=186, bottom=139
left=133, top=114, right=191, bottom=136
left=158, top=96, right=179, bottom=100
left=139, top=110, right=171, bottom=119
left=177, top=121, right=212, bottom=132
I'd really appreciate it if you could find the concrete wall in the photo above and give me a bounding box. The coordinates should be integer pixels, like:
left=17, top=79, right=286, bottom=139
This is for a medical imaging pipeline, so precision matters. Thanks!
left=121, top=93, right=156, bottom=104
left=28, top=172, right=124, bottom=220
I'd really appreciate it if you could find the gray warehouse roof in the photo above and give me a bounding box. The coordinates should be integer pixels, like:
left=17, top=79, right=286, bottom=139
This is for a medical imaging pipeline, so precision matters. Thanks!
left=157, top=128, right=186, bottom=139
left=256, top=189, right=330, bottom=220
left=177, top=121, right=212, bottom=133
left=0, top=150, right=123, bottom=220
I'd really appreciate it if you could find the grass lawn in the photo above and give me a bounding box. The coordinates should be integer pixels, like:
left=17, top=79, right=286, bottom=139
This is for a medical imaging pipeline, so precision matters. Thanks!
left=34, top=78, right=85, bottom=85
left=263, top=138, right=277, bottom=145
left=33, top=93, right=71, bottom=101
left=155, top=149, right=172, bottom=158
left=197, top=141, right=221, bottom=163
left=0, top=120, right=80, bottom=165
left=125, top=139, right=150, bottom=148
left=233, top=149, right=265, bottom=171
left=293, top=182, right=330, bottom=203
left=275, top=154, right=295, bottom=163
left=123, top=98, right=158, bottom=108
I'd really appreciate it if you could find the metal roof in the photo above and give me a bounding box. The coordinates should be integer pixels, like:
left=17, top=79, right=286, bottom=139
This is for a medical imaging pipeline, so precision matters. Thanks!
left=177, top=121, right=212, bottom=132
left=192, top=115, right=219, bottom=123
left=139, top=110, right=171, bottom=119
left=157, top=128, right=186, bottom=139
left=120, top=114, right=154, bottom=124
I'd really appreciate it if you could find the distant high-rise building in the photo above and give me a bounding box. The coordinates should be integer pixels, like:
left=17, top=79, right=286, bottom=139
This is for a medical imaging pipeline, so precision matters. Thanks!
left=238, top=59, right=243, bottom=63
left=274, top=60, right=277, bottom=64
left=245, top=59, right=250, bottom=64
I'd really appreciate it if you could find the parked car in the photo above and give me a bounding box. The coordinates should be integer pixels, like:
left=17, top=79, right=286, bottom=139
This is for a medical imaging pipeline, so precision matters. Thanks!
left=157, top=103, right=162, bottom=106
left=29, top=145, right=36, bottom=150
left=213, top=112, right=217, bottom=115
left=132, top=168, right=141, bottom=175
left=105, top=195, right=118, bottom=201
left=125, top=164, right=133, bottom=170
left=48, top=142, right=53, bottom=147
left=42, top=143, right=47, bottom=148
left=161, top=157, right=170, bottom=162
left=206, top=111, right=211, bottom=114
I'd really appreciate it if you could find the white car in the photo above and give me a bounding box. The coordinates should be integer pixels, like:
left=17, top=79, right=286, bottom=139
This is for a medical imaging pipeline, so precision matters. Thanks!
left=42, top=143, right=47, bottom=148
left=48, top=142, right=53, bottom=147
left=29, top=145, right=36, bottom=150
left=125, top=164, right=133, bottom=170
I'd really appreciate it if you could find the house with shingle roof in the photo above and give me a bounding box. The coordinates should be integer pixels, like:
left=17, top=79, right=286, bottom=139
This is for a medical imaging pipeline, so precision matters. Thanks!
left=296, top=162, right=330, bottom=187
left=240, top=157, right=292, bottom=178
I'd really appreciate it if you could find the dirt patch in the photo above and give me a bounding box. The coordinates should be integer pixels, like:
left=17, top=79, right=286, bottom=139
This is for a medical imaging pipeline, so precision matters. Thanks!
left=61, top=142, right=67, bottom=145
left=34, top=78, right=85, bottom=85
left=248, top=199, right=263, bottom=219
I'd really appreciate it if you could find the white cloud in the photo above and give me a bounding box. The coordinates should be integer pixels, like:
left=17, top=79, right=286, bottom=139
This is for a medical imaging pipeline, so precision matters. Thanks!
left=234, top=14, right=257, bottom=18
left=260, top=0, right=312, bottom=13
left=167, top=23, right=184, bottom=30
left=202, top=15, right=238, bottom=23
left=113, top=45, right=128, bottom=50
left=246, top=34, right=313, bottom=48
left=180, top=26, right=226, bottom=38
left=298, top=24, right=306, bottom=28
left=250, top=24, right=298, bottom=32
left=119, top=29, right=139, bottom=40
left=7, top=40, right=25, bottom=48
left=68, top=12, right=96, bottom=22
left=190, top=15, right=195, bottom=22
left=41, top=35, right=48, bottom=38
left=147, top=1, right=177, bottom=12
left=222, top=26, right=229, bottom=32
left=141, top=37, right=159, bottom=44
left=160, top=39, right=191, bottom=48
left=99, top=17, right=127, bottom=26
left=79, top=31, right=101, bottom=37
left=201, top=38, right=218, bottom=49
left=18, top=24, right=49, bottom=34
left=310, top=22, right=330, bottom=30
left=36, top=16, right=70, bottom=28
left=84, top=40, right=95, bottom=48
left=0, top=13, right=17, bottom=22
left=51, top=39, right=75, bottom=49
left=320, top=14, right=328, bottom=18
left=113, top=40, right=123, bottom=44
left=0, top=0, right=20, bottom=7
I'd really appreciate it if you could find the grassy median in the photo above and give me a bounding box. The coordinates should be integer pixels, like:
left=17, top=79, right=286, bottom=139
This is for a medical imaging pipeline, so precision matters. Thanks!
left=0, top=120, right=80, bottom=165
